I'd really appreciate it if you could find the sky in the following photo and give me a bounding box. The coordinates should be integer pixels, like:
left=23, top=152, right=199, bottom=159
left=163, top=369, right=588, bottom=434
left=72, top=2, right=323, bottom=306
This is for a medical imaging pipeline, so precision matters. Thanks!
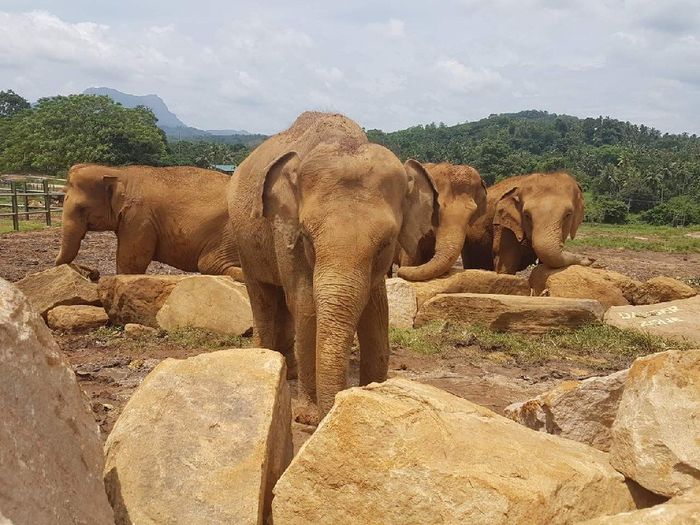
left=0, top=0, right=699, bottom=135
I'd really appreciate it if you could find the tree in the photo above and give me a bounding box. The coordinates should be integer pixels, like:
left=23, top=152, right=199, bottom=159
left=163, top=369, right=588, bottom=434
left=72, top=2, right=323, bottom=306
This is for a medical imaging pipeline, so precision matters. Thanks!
left=0, top=90, right=30, bottom=118
left=0, top=94, right=167, bottom=174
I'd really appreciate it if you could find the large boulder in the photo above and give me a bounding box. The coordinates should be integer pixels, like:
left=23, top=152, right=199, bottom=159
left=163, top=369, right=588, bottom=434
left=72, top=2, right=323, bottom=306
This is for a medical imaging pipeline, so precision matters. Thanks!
left=273, top=378, right=653, bottom=525
left=104, top=348, right=293, bottom=525
left=610, top=349, right=700, bottom=498
left=98, top=274, right=189, bottom=327
left=0, top=279, right=113, bottom=525
left=15, top=264, right=100, bottom=317
left=46, top=304, right=109, bottom=331
left=605, top=296, right=700, bottom=345
left=156, top=276, right=253, bottom=335
left=412, top=269, right=531, bottom=309
left=530, top=265, right=641, bottom=309
left=386, top=278, right=417, bottom=328
left=415, top=293, right=605, bottom=334
left=633, top=276, right=697, bottom=305
left=577, top=487, right=700, bottom=524
left=504, top=369, right=627, bottom=451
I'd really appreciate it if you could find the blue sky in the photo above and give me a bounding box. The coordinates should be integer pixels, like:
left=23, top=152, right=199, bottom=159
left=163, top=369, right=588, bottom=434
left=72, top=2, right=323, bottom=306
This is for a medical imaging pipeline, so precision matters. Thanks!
left=1, top=0, right=699, bottom=134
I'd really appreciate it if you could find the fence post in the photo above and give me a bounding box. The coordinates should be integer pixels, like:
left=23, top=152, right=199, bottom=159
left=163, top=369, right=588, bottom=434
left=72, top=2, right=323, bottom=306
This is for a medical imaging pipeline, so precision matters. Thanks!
left=43, top=179, right=52, bottom=226
left=23, top=182, right=30, bottom=220
left=10, top=182, right=19, bottom=231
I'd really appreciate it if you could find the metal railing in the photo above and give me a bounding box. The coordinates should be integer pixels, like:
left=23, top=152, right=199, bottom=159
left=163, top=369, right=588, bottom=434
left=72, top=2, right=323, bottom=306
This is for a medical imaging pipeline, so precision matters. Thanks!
left=0, top=177, right=66, bottom=231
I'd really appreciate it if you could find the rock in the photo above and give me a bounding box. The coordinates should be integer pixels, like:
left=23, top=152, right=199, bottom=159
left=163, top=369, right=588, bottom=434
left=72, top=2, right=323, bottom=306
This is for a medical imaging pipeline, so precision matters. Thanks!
left=46, top=304, right=109, bottom=331
left=415, top=293, right=605, bottom=335
left=156, top=276, right=253, bottom=335
left=0, top=278, right=113, bottom=525
left=530, top=264, right=643, bottom=309
left=104, top=348, right=292, bottom=525
left=504, top=369, right=628, bottom=451
left=633, top=276, right=697, bottom=305
left=577, top=487, right=700, bottom=524
left=412, top=269, right=531, bottom=309
left=386, top=278, right=417, bottom=328
left=610, top=350, right=700, bottom=498
left=605, top=296, right=700, bottom=345
left=124, top=323, right=158, bottom=338
left=98, top=274, right=189, bottom=327
left=15, top=264, right=101, bottom=317
left=273, top=378, right=652, bottom=525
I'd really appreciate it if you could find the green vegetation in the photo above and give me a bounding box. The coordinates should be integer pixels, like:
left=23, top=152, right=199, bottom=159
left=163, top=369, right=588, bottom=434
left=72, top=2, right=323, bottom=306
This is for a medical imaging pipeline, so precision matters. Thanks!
left=92, top=326, right=251, bottom=351
left=368, top=110, right=700, bottom=226
left=0, top=218, right=61, bottom=234
left=569, top=223, right=700, bottom=253
left=0, top=93, right=167, bottom=175
left=390, top=321, right=689, bottom=370
left=166, top=140, right=252, bottom=168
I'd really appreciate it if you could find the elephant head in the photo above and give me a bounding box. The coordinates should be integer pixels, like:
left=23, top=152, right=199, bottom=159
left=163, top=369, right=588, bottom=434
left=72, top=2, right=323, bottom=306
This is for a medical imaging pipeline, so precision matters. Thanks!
left=493, top=171, right=588, bottom=269
left=253, top=143, right=438, bottom=413
left=398, top=163, right=487, bottom=281
left=55, top=165, right=124, bottom=265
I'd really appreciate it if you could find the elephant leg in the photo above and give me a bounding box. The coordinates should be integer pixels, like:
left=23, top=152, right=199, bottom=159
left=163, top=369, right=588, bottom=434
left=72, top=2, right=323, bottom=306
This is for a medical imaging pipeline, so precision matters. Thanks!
left=274, top=297, right=297, bottom=380
left=245, top=278, right=283, bottom=350
left=494, top=229, right=523, bottom=274
left=357, top=280, right=390, bottom=386
left=116, top=229, right=156, bottom=274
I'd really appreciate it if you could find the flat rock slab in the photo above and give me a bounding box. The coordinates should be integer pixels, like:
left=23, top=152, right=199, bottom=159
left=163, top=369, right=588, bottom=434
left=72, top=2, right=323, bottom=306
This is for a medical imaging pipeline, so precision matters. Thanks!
left=578, top=487, right=700, bottom=524
left=273, top=378, right=651, bottom=525
left=104, top=348, right=292, bottom=525
left=415, top=293, right=605, bottom=334
left=46, top=304, right=109, bottom=331
left=605, top=296, right=700, bottom=344
left=15, top=263, right=100, bottom=317
left=156, top=276, right=253, bottom=335
left=610, top=350, right=700, bottom=498
left=412, top=269, right=531, bottom=309
left=504, top=369, right=628, bottom=452
left=98, top=274, right=190, bottom=327
left=0, top=278, right=113, bottom=525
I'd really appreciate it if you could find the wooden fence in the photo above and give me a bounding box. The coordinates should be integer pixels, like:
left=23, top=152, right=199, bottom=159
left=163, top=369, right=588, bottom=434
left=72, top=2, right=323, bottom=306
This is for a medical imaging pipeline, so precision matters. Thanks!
left=0, top=177, right=66, bottom=231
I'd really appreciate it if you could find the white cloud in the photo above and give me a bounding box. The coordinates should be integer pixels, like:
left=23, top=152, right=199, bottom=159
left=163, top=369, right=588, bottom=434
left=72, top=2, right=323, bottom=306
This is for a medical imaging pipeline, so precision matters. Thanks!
left=367, top=18, right=406, bottom=39
left=436, top=59, right=506, bottom=92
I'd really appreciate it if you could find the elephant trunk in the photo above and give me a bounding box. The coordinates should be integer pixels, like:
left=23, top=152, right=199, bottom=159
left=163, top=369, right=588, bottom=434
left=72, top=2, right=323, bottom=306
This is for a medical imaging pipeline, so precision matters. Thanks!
left=55, top=216, right=87, bottom=266
left=531, top=225, right=586, bottom=269
left=397, top=207, right=470, bottom=281
left=313, top=266, right=369, bottom=415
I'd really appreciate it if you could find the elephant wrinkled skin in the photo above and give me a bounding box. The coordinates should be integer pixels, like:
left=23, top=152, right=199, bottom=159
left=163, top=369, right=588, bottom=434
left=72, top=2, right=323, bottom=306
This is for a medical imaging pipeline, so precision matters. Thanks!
left=397, top=162, right=487, bottom=281
left=228, top=112, right=438, bottom=417
left=463, top=171, right=592, bottom=274
left=56, top=164, right=242, bottom=279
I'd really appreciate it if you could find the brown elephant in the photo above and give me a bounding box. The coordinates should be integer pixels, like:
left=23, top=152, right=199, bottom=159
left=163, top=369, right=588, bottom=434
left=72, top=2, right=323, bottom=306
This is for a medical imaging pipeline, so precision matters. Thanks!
left=56, top=164, right=242, bottom=279
left=394, top=162, right=487, bottom=281
left=228, top=112, right=439, bottom=418
left=463, top=171, right=592, bottom=273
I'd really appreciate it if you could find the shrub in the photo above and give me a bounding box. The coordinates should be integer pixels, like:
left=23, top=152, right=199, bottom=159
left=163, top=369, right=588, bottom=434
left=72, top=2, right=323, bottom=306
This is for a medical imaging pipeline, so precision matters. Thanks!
left=640, top=196, right=700, bottom=226
left=585, top=196, right=629, bottom=224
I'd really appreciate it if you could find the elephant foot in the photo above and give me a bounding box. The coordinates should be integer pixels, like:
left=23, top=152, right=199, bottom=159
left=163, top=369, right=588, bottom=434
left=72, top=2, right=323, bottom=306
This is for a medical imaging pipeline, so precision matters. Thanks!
left=293, top=400, right=320, bottom=427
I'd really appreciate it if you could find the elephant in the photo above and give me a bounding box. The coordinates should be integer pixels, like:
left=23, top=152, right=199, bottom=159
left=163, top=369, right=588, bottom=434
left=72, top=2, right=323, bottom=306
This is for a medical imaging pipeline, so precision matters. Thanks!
left=56, top=164, right=242, bottom=279
left=228, top=111, right=439, bottom=418
left=462, top=171, right=593, bottom=273
left=394, top=162, right=487, bottom=281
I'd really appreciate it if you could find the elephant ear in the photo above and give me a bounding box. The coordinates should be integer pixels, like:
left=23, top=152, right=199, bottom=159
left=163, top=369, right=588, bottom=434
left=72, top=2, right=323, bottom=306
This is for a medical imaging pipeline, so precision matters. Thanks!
left=252, top=151, right=301, bottom=247
left=570, top=182, right=585, bottom=240
left=399, top=159, right=440, bottom=258
left=103, top=175, right=125, bottom=220
left=494, top=187, right=524, bottom=242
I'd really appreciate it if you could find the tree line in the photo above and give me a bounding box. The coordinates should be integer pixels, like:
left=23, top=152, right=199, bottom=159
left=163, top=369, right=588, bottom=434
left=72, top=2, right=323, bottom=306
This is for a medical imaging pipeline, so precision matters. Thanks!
left=1, top=91, right=698, bottom=225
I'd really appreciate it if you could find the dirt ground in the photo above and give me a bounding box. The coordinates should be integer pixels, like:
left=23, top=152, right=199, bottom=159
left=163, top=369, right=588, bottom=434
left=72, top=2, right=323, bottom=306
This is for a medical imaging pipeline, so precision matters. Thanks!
left=3, top=227, right=700, bottom=450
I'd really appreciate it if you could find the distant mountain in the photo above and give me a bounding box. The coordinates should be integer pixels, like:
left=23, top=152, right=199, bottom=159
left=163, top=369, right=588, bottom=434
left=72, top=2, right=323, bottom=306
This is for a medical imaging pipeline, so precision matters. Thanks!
left=82, top=87, right=251, bottom=139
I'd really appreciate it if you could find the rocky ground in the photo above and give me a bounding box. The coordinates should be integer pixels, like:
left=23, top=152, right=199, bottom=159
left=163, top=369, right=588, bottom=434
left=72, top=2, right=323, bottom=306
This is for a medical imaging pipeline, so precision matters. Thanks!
left=2, top=227, right=699, bottom=451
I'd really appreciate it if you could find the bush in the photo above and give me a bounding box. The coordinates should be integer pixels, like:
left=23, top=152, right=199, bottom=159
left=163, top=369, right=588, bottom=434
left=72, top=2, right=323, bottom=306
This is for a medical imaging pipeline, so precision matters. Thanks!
left=585, top=196, right=629, bottom=224
left=640, top=196, right=700, bottom=226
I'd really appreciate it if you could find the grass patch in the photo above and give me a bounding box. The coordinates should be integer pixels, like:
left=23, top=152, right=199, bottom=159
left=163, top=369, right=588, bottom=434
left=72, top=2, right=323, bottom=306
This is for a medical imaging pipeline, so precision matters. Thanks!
left=91, top=325, right=252, bottom=351
left=0, top=218, right=61, bottom=234
left=391, top=321, right=690, bottom=370
left=570, top=223, right=700, bottom=253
